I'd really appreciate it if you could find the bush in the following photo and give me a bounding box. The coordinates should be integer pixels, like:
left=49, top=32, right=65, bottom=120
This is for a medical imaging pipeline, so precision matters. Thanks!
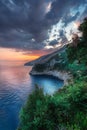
left=34, top=64, right=46, bottom=72
left=18, top=86, right=54, bottom=130
left=18, top=81, right=87, bottom=130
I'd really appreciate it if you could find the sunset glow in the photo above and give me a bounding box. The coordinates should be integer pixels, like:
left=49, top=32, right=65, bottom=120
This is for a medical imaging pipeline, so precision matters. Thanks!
left=0, top=0, right=86, bottom=65
left=0, top=47, right=54, bottom=66
left=0, top=48, right=40, bottom=62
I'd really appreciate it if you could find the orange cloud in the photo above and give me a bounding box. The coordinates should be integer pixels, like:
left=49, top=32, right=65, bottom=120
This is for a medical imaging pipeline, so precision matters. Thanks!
left=0, top=48, right=39, bottom=62
left=74, top=21, right=80, bottom=28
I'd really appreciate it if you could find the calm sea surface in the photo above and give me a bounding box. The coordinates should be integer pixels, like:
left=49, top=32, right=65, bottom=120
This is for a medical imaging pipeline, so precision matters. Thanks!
left=0, top=63, right=63, bottom=130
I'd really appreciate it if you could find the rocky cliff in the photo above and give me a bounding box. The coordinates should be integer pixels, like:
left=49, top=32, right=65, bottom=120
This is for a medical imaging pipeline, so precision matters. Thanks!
left=26, top=45, right=72, bottom=85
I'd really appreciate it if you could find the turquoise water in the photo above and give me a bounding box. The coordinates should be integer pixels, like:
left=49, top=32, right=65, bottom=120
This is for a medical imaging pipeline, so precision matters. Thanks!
left=0, top=64, right=63, bottom=130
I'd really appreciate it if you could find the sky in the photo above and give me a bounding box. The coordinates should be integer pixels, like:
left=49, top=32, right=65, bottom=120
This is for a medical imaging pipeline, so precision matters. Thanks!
left=0, top=0, right=87, bottom=64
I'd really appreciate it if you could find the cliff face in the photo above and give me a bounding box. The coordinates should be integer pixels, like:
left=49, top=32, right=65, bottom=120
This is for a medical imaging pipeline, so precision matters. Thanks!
left=24, top=45, right=66, bottom=66
left=28, top=45, right=72, bottom=85
left=30, top=70, right=72, bottom=86
left=29, top=45, right=67, bottom=72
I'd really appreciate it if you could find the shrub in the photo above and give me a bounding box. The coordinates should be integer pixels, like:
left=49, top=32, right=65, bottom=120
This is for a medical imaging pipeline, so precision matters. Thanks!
left=34, top=64, right=46, bottom=72
left=18, top=81, right=87, bottom=130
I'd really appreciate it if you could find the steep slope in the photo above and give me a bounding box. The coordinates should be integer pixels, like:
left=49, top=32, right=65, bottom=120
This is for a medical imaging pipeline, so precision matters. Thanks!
left=30, top=45, right=68, bottom=73
left=29, top=45, right=72, bottom=85
left=24, top=45, right=66, bottom=66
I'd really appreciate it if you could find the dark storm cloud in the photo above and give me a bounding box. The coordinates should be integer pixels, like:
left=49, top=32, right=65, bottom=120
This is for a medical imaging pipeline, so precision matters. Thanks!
left=62, top=12, right=80, bottom=26
left=80, top=5, right=87, bottom=20
left=45, top=0, right=86, bottom=26
left=49, top=40, right=58, bottom=46
left=0, top=0, right=86, bottom=50
left=0, top=0, right=53, bottom=41
left=0, top=30, right=45, bottom=50
left=59, top=30, right=67, bottom=43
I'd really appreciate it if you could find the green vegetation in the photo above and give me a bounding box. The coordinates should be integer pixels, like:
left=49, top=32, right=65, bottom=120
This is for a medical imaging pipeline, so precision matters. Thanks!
left=18, top=81, right=87, bottom=130
left=33, top=63, right=47, bottom=72
left=18, top=18, right=87, bottom=130
left=79, top=18, right=87, bottom=42
left=52, top=50, right=68, bottom=70
left=66, top=19, right=87, bottom=79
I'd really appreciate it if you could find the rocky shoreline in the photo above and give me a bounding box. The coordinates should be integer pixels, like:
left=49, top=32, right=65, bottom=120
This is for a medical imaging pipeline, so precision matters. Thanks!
left=30, top=70, right=73, bottom=86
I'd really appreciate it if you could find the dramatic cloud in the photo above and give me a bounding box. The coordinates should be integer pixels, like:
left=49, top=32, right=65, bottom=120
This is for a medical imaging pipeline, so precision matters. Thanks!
left=0, top=0, right=87, bottom=51
left=62, top=12, right=80, bottom=26
left=49, top=40, right=58, bottom=46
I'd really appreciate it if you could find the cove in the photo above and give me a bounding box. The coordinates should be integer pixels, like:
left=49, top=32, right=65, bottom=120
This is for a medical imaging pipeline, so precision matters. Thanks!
left=0, top=64, right=63, bottom=130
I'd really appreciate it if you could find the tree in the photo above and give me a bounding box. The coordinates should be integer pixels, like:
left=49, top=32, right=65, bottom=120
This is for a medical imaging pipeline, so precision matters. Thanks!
left=72, top=33, right=79, bottom=47
left=79, top=17, right=87, bottom=42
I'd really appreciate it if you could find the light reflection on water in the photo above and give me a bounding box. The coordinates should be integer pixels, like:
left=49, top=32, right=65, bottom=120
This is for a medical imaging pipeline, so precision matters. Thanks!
left=0, top=64, right=63, bottom=130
